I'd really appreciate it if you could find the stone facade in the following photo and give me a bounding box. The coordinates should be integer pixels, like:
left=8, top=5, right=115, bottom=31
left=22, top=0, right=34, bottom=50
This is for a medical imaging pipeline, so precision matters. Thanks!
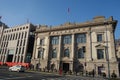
left=31, top=16, right=119, bottom=77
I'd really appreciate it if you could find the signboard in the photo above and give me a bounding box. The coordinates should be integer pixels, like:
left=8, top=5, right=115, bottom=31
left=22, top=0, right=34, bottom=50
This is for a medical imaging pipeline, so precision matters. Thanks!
left=8, top=49, right=14, bottom=55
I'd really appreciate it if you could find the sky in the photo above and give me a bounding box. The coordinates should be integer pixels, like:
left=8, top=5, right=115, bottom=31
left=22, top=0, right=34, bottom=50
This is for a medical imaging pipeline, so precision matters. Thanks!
left=0, top=0, right=120, bottom=39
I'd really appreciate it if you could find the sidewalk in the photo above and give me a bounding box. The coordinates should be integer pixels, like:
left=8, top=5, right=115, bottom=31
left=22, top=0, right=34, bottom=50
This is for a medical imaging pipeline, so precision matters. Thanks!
left=26, top=70, right=108, bottom=79
left=26, top=70, right=120, bottom=80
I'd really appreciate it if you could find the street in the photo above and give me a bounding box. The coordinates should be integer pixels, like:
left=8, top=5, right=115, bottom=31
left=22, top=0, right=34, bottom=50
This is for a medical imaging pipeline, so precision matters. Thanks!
left=0, top=68, right=108, bottom=80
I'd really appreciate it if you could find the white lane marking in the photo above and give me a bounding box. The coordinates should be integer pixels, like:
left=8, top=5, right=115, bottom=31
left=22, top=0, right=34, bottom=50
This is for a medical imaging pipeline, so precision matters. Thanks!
left=0, top=76, right=32, bottom=80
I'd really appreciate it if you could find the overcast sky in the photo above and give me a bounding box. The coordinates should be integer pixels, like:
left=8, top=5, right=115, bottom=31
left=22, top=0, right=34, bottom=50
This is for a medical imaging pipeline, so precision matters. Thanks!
left=0, top=0, right=120, bottom=39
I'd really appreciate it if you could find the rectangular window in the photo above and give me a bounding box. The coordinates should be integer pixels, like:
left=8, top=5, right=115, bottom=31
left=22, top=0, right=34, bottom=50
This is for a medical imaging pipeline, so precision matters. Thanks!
left=21, top=56, right=23, bottom=62
left=76, top=34, right=86, bottom=43
left=38, top=51, right=42, bottom=58
left=63, top=35, right=71, bottom=44
left=97, top=34, right=102, bottom=42
left=51, top=36, right=59, bottom=45
left=19, top=47, right=21, bottom=54
left=52, top=49, right=57, bottom=58
left=16, top=48, right=18, bottom=54
left=18, top=33, right=21, bottom=39
left=10, top=34, right=12, bottom=40
left=78, top=48, right=84, bottom=58
left=17, top=40, right=19, bottom=46
left=22, top=47, right=24, bottom=54
left=23, top=39, right=26, bottom=46
left=21, top=32, right=24, bottom=39
left=20, top=40, right=22, bottom=46
left=24, top=32, right=27, bottom=38
left=40, top=39, right=44, bottom=46
left=97, top=49, right=104, bottom=59
left=15, top=33, right=18, bottom=40
left=13, top=34, right=15, bottom=40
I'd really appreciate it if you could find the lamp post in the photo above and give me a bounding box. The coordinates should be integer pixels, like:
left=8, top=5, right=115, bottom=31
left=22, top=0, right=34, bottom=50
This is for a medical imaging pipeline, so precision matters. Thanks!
left=104, top=21, right=110, bottom=79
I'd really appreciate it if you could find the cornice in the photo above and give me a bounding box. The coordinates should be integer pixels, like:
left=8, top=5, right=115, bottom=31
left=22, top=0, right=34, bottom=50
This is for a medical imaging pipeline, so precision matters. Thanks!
left=35, top=16, right=117, bottom=33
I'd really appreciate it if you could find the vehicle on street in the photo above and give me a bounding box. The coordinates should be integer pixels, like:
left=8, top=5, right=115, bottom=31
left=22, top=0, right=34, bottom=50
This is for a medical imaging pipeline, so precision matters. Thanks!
left=9, top=65, right=25, bottom=72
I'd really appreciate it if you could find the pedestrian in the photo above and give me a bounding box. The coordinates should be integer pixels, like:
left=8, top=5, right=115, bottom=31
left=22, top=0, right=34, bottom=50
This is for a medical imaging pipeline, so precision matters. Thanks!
left=92, top=69, right=95, bottom=77
left=59, top=67, right=62, bottom=75
left=75, top=67, right=78, bottom=76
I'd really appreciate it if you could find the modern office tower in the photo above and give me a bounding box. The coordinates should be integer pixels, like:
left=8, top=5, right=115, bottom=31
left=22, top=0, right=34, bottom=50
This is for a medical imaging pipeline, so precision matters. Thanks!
left=0, top=23, right=36, bottom=64
left=0, top=21, right=8, bottom=44
left=31, top=16, right=119, bottom=77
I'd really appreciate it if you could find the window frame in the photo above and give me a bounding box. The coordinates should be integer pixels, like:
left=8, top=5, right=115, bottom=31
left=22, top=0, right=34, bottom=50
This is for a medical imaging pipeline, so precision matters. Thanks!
left=63, top=35, right=71, bottom=44
left=77, top=48, right=84, bottom=59
left=51, top=36, right=59, bottom=45
left=97, top=34, right=103, bottom=42
left=97, top=49, right=104, bottom=59
left=52, top=49, right=57, bottom=58
left=64, top=49, right=69, bottom=57
left=76, top=33, right=86, bottom=43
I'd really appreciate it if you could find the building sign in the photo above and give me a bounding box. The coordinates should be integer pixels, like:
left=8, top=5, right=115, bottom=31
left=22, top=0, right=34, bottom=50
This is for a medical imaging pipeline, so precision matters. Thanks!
left=8, top=49, right=14, bottom=55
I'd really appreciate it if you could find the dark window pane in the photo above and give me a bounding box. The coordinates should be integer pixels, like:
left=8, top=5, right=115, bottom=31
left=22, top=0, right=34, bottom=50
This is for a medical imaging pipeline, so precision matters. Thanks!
left=76, top=34, right=86, bottom=43
left=52, top=49, right=57, bottom=58
left=97, top=34, right=102, bottom=42
left=78, top=48, right=84, bottom=58
left=63, top=35, right=71, bottom=44
left=64, top=49, right=69, bottom=57
left=97, top=49, right=104, bottom=59
left=51, top=36, right=59, bottom=45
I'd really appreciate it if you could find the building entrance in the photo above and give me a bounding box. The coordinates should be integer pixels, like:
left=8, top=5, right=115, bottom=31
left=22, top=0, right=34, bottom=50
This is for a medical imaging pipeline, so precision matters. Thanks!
left=7, top=54, right=13, bottom=62
left=63, top=63, right=69, bottom=72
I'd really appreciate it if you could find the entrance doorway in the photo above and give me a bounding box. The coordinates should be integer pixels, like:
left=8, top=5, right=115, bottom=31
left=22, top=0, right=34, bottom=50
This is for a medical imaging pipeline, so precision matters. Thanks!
left=63, top=63, right=69, bottom=72
left=7, top=54, right=13, bottom=62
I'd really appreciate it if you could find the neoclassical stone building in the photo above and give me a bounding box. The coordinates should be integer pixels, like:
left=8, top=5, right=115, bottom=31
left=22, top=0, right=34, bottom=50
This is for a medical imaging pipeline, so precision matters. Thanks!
left=31, top=16, right=119, bottom=77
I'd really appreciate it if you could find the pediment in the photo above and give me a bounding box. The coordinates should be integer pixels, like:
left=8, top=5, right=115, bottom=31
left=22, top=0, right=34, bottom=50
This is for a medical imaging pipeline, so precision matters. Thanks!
left=95, top=44, right=106, bottom=48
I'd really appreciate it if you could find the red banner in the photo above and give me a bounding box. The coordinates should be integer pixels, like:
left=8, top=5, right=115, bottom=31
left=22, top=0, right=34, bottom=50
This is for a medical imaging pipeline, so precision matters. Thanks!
left=0, top=62, right=30, bottom=68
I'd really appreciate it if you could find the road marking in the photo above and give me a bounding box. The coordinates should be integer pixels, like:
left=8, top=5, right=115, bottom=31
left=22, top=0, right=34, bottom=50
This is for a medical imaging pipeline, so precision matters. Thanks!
left=0, top=76, right=32, bottom=80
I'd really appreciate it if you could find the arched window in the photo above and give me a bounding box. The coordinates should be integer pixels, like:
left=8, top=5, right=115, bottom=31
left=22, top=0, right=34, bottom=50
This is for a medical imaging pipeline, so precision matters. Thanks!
left=78, top=48, right=84, bottom=58
left=64, top=49, right=69, bottom=57
left=52, top=49, right=57, bottom=58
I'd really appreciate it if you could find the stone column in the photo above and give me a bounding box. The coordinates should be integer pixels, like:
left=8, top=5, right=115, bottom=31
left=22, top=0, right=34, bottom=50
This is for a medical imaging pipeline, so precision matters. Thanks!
left=109, top=30, right=117, bottom=61
left=86, top=30, right=92, bottom=61
left=31, top=34, right=38, bottom=70
left=71, top=34, right=74, bottom=59
left=69, top=61, right=73, bottom=71
left=70, top=34, right=74, bottom=71
left=58, top=35, right=62, bottom=70
left=45, top=36, right=50, bottom=60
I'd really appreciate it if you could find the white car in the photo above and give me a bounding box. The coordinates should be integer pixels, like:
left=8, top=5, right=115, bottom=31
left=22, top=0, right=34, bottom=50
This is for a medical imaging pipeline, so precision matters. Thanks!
left=9, top=65, right=25, bottom=72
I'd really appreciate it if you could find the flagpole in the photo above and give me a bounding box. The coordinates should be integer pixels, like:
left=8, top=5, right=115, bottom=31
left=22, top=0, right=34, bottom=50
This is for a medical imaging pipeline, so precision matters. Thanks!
left=67, top=8, right=70, bottom=23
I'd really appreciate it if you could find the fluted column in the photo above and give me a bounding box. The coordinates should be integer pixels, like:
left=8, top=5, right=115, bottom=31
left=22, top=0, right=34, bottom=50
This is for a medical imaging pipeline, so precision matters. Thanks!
left=58, top=35, right=62, bottom=69
left=71, top=34, right=74, bottom=59
left=86, top=30, right=92, bottom=61
left=109, top=30, right=117, bottom=61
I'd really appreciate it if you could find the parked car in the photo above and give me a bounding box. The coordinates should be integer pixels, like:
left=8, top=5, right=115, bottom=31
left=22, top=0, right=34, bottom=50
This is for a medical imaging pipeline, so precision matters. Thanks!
left=9, top=65, right=25, bottom=72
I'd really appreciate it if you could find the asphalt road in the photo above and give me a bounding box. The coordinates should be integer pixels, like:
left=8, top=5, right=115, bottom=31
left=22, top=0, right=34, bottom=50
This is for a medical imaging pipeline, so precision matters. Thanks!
left=0, top=68, right=108, bottom=80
